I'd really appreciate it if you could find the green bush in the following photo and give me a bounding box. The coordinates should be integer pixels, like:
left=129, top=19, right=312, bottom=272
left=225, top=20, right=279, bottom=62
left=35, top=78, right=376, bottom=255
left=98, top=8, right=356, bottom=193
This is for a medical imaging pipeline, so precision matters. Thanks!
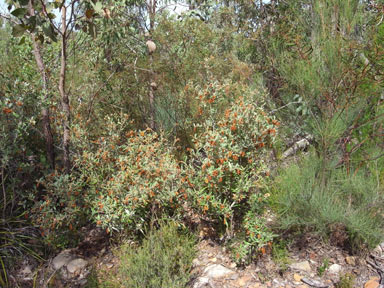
left=272, top=153, right=384, bottom=251
left=116, top=223, right=196, bottom=288
left=33, top=115, right=189, bottom=244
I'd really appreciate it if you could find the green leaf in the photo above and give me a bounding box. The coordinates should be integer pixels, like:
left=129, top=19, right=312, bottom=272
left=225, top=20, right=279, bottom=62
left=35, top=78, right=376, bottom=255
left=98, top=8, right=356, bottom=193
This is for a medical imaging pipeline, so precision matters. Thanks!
left=18, top=36, right=25, bottom=45
left=12, top=24, right=27, bottom=37
left=11, top=8, right=27, bottom=18
left=17, top=0, right=29, bottom=5
left=42, top=24, right=57, bottom=42
left=47, top=13, right=56, bottom=19
left=93, top=2, right=103, bottom=14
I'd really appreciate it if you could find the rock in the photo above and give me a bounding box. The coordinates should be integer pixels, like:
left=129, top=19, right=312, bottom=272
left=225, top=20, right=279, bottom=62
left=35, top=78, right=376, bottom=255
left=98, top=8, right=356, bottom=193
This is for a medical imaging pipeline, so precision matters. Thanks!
left=203, top=264, right=236, bottom=279
left=237, top=275, right=253, bottom=286
left=328, top=264, right=342, bottom=274
left=364, top=279, right=380, bottom=288
left=67, top=258, right=88, bottom=274
left=345, top=256, right=356, bottom=266
left=293, top=273, right=302, bottom=282
left=193, top=276, right=210, bottom=288
left=372, top=245, right=383, bottom=256
left=290, top=261, right=312, bottom=272
left=209, top=257, right=217, bottom=263
left=20, top=265, right=32, bottom=275
left=52, top=250, right=74, bottom=270
left=192, top=258, right=201, bottom=267
left=229, top=262, right=237, bottom=269
left=106, top=263, right=114, bottom=269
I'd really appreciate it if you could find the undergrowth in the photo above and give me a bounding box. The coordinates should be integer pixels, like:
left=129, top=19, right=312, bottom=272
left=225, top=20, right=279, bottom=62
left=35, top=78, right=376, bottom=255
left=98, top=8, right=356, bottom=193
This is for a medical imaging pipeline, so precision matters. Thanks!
left=88, top=222, right=196, bottom=288
left=272, top=153, right=384, bottom=252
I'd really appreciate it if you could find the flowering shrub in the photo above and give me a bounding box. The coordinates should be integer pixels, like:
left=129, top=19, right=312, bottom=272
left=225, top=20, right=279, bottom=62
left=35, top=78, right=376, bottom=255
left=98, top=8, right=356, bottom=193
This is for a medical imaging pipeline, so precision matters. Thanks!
left=185, top=81, right=278, bottom=261
left=187, top=81, right=278, bottom=223
left=79, top=127, right=187, bottom=234
left=33, top=115, right=188, bottom=246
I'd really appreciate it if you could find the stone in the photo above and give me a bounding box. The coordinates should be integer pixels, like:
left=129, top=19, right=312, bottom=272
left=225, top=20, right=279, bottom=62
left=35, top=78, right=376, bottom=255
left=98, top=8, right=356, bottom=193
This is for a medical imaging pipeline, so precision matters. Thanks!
left=52, top=250, right=74, bottom=270
left=229, top=262, right=237, bottom=269
left=328, top=264, right=342, bottom=274
left=372, top=245, right=383, bottom=256
left=20, top=265, right=32, bottom=275
left=193, top=277, right=210, bottom=288
left=345, top=256, right=356, bottom=266
left=237, top=275, right=253, bottom=286
left=290, top=261, right=312, bottom=272
left=203, top=264, right=236, bottom=279
left=364, top=279, right=380, bottom=288
left=67, top=258, right=88, bottom=274
left=192, top=258, right=201, bottom=267
left=106, top=263, right=114, bottom=269
left=293, top=273, right=302, bottom=282
left=209, top=257, right=217, bottom=263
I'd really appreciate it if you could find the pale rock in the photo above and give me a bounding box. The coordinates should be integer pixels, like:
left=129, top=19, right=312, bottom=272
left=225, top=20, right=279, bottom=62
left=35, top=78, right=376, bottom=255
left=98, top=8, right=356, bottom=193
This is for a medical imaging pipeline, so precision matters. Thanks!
left=203, top=264, right=236, bottom=279
left=237, top=274, right=253, bottom=286
left=293, top=273, right=302, bottom=282
left=20, top=265, right=32, bottom=275
left=229, top=262, right=237, bottom=269
left=209, top=257, right=217, bottom=263
left=290, top=261, right=312, bottom=272
left=364, top=278, right=380, bottom=288
left=328, top=264, right=342, bottom=274
left=372, top=245, right=383, bottom=256
left=193, top=276, right=210, bottom=288
left=192, top=258, right=201, bottom=267
left=67, top=258, right=88, bottom=274
left=52, top=250, right=74, bottom=270
left=345, top=256, right=356, bottom=266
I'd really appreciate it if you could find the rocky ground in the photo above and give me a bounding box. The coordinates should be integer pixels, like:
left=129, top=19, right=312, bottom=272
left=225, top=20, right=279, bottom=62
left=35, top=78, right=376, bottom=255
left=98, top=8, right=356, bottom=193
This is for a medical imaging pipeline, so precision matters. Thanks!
left=13, top=227, right=384, bottom=288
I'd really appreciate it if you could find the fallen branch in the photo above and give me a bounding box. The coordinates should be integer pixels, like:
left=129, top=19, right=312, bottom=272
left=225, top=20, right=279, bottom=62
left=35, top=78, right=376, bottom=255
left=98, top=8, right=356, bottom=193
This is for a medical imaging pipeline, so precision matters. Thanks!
left=282, top=135, right=314, bottom=159
left=301, top=277, right=329, bottom=288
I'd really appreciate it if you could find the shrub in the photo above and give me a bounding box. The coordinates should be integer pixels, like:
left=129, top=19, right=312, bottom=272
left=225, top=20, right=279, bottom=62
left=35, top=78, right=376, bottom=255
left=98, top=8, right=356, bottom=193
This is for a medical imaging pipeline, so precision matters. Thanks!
left=187, top=81, right=278, bottom=225
left=272, top=153, right=384, bottom=251
left=116, top=223, right=196, bottom=288
left=33, top=115, right=189, bottom=246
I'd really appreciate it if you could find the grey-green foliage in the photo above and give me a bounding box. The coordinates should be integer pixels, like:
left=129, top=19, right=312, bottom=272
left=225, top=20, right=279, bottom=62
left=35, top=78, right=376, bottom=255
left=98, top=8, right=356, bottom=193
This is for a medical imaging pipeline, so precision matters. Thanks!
left=117, top=223, right=196, bottom=288
left=273, top=153, right=384, bottom=251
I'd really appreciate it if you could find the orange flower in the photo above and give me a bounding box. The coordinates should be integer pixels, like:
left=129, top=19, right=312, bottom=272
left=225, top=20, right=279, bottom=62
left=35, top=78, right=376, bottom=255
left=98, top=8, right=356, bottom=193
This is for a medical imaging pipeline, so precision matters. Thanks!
left=2, top=108, right=12, bottom=114
left=212, top=170, right=219, bottom=177
left=218, top=177, right=223, bottom=183
left=96, top=220, right=102, bottom=226
left=232, top=155, right=238, bottom=161
left=230, top=124, right=236, bottom=131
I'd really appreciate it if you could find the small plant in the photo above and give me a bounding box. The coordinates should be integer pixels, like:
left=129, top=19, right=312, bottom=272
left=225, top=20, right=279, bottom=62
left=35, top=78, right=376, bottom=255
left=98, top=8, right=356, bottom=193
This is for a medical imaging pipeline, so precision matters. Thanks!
left=335, top=273, right=355, bottom=288
left=317, top=258, right=329, bottom=276
left=272, top=240, right=291, bottom=272
left=116, top=223, right=196, bottom=288
left=231, top=211, right=275, bottom=264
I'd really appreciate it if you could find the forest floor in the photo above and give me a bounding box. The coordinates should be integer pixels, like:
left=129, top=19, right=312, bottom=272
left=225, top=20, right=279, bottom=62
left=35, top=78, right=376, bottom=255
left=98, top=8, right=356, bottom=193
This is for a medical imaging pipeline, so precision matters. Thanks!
left=12, top=224, right=384, bottom=288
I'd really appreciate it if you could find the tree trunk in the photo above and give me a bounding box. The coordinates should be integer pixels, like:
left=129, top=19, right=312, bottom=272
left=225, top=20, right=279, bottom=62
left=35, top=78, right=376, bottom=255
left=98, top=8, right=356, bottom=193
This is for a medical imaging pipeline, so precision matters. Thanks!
left=147, top=0, right=156, bottom=130
left=28, top=0, right=55, bottom=170
left=60, top=5, right=71, bottom=173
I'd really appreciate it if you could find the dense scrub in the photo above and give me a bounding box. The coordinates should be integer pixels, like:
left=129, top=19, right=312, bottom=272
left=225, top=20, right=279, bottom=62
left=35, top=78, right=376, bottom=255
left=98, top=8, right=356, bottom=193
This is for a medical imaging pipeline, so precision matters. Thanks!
left=0, top=0, right=383, bottom=286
